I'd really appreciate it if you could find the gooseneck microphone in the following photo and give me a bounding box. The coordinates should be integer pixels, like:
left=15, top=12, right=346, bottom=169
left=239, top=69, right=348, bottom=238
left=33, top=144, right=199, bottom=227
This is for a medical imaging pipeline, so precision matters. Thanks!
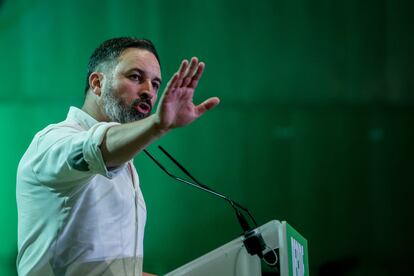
left=143, top=146, right=272, bottom=262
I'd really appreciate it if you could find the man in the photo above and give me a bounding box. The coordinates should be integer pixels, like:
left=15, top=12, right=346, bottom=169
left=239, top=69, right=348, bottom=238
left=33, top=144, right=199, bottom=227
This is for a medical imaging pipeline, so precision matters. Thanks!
left=16, top=37, right=220, bottom=276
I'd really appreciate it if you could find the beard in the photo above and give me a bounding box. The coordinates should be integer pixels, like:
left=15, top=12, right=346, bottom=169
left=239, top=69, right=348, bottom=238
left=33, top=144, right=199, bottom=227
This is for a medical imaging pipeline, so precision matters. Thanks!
left=101, top=85, right=152, bottom=124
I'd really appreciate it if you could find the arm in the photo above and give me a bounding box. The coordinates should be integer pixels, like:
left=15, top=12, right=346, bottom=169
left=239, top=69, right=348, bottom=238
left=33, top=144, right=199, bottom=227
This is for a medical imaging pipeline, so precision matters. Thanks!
left=100, top=57, right=220, bottom=167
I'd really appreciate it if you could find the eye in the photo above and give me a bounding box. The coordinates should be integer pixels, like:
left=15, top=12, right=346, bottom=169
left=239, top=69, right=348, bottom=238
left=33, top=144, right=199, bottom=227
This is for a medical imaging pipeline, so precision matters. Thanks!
left=152, top=81, right=160, bottom=91
left=128, top=73, right=142, bottom=82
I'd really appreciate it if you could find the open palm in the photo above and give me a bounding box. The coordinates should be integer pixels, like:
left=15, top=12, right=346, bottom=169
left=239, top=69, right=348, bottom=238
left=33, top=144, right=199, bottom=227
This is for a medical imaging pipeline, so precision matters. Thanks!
left=156, top=57, right=220, bottom=130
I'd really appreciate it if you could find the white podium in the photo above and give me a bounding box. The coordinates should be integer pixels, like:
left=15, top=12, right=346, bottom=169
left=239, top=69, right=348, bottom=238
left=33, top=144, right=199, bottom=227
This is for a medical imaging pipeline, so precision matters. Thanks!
left=165, top=220, right=309, bottom=276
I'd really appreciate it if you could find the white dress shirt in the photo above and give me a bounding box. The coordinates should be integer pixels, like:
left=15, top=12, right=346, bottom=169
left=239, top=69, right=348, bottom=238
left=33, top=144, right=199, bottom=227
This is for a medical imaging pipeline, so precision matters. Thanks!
left=16, top=107, right=147, bottom=276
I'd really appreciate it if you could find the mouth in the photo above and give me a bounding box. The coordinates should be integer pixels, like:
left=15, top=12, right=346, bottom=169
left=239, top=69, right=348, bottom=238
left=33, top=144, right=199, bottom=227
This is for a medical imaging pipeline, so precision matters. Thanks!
left=133, top=101, right=151, bottom=114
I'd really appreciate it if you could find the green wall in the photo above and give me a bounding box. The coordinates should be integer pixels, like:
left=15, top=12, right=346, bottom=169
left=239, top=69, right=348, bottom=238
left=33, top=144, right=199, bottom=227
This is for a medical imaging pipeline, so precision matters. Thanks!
left=1, top=0, right=413, bottom=275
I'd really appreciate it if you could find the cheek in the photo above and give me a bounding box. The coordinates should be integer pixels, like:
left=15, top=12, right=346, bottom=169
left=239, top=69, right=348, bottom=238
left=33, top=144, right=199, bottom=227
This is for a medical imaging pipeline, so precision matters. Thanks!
left=117, top=83, right=136, bottom=102
left=151, top=94, right=158, bottom=107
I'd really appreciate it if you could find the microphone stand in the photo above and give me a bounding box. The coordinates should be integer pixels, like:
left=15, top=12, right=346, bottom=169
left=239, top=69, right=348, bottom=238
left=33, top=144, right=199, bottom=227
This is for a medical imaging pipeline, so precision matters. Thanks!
left=143, top=146, right=272, bottom=260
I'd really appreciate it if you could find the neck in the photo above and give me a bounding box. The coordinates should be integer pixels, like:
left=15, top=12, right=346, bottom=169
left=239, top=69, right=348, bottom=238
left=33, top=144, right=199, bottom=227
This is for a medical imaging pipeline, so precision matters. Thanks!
left=82, top=92, right=108, bottom=122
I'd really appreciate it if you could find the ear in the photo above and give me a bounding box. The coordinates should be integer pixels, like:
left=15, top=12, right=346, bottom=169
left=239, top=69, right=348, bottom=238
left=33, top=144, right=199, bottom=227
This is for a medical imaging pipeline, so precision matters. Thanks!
left=89, top=72, right=103, bottom=96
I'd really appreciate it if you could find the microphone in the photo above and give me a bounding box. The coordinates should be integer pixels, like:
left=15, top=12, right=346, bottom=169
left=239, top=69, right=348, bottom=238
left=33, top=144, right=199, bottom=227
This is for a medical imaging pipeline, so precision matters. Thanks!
left=143, top=146, right=269, bottom=259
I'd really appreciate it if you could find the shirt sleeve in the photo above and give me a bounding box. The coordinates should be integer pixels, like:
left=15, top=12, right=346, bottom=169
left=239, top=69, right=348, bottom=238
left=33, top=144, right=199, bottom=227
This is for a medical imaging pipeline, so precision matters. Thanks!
left=30, top=122, right=121, bottom=189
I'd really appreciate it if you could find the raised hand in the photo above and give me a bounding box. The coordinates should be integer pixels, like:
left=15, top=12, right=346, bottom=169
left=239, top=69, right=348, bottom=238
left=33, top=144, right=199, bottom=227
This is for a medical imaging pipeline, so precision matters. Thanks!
left=156, top=57, right=220, bottom=131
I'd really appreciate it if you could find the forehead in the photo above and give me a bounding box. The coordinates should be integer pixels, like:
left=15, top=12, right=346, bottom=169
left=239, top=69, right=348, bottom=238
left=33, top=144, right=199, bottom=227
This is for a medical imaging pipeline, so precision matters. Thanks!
left=115, top=48, right=161, bottom=77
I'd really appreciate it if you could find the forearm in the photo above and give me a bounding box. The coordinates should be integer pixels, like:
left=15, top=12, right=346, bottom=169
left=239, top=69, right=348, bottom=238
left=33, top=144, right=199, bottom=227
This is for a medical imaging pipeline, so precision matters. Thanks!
left=100, top=114, right=168, bottom=167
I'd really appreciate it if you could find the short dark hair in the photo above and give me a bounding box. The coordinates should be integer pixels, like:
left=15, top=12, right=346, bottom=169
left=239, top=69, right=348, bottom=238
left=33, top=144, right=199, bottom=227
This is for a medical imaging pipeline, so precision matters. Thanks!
left=84, top=37, right=160, bottom=94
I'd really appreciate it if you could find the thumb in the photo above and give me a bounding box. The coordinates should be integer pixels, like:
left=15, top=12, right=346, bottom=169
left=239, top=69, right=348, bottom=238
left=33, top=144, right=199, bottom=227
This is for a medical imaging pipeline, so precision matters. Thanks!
left=196, top=97, right=220, bottom=116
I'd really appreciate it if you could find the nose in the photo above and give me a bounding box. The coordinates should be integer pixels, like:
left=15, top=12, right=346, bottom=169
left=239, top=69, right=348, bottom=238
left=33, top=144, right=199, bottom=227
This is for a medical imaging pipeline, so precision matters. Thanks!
left=139, top=79, right=156, bottom=100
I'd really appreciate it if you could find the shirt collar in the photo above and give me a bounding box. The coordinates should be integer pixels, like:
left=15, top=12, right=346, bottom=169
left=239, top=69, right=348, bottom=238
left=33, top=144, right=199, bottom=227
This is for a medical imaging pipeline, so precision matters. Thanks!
left=66, top=106, right=99, bottom=130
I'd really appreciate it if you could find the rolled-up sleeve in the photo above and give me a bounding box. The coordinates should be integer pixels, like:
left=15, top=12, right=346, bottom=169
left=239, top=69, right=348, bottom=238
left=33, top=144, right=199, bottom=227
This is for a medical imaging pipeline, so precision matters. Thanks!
left=82, top=122, right=119, bottom=177
left=31, top=122, right=121, bottom=188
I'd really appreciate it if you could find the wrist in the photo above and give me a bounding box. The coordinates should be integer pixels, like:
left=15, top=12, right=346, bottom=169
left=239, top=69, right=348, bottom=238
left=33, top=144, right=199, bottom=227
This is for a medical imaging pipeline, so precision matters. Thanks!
left=150, top=114, right=171, bottom=136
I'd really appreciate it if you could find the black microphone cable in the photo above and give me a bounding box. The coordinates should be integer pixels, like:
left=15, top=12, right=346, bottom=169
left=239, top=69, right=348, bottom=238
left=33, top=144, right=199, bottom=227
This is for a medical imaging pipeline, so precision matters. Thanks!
left=143, top=146, right=278, bottom=264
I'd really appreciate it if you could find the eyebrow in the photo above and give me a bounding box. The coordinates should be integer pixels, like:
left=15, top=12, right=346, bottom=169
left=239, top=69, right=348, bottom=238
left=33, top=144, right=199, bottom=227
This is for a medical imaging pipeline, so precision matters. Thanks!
left=128, top=68, right=162, bottom=84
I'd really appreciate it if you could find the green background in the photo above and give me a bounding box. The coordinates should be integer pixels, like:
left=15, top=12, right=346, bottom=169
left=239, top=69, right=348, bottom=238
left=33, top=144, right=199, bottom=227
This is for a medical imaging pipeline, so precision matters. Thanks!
left=1, top=0, right=413, bottom=275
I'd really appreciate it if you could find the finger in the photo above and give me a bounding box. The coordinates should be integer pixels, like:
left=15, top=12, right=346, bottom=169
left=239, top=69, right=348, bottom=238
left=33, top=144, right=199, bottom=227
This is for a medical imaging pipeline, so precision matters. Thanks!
left=157, top=73, right=178, bottom=105
left=178, top=59, right=189, bottom=77
left=195, top=97, right=220, bottom=116
left=189, top=62, right=205, bottom=89
left=182, top=57, right=198, bottom=87
left=175, top=59, right=189, bottom=88
left=165, top=73, right=179, bottom=92
left=187, top=57, right=199, bottom=76
left=182, top=77, right=191, bottom=88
